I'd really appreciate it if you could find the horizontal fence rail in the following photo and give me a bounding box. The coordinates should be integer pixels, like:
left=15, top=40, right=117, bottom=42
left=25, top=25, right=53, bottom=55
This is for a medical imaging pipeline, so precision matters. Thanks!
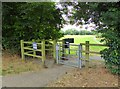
left=20, top=40, right=57, bottom=66
left=80, top=41, right=107, bottom=60
left=80, top=43, right=107, bottom=46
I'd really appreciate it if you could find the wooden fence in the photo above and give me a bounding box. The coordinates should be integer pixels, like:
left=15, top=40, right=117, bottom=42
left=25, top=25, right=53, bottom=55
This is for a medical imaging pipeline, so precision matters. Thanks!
left=80, top=41, right=107, bottom=61
left=20, top=40, right=107, bottom=66
left=20, top=40, right=57, bottom=65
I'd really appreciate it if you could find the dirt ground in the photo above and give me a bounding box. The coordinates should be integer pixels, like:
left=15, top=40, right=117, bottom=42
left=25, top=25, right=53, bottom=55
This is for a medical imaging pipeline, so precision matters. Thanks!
left=2, top=52, right=43, bottom=75
left=47, top=60, right=119, bottom=87
left=2, top=52, right=119, bottom=87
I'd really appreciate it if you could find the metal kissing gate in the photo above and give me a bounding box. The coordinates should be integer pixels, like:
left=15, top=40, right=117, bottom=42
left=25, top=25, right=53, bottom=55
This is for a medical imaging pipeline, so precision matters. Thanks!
left=56, top=42, right=83, bottom=69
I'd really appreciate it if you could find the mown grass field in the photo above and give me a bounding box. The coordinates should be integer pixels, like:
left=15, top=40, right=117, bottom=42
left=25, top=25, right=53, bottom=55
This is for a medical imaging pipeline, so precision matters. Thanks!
left=60, top=35, right=107, bottom=55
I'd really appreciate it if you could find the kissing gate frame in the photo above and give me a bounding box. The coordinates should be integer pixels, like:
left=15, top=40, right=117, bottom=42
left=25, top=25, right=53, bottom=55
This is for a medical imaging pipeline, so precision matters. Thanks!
left=20, top=40, right=83, bottom=68
left=55, top=40, right=83, bottom=68
left=20, top=40, right=57, bottom=66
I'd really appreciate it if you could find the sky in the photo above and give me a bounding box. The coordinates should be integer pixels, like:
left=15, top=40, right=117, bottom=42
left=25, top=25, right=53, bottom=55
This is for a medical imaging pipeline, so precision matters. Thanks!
left=56, top=2, right=97, bottom=32
left=61, top=23, right=96, bottom=32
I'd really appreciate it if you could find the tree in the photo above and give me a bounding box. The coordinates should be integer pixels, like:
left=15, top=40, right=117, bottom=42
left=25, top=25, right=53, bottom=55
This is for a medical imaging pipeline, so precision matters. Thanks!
left=59, top=2, right=120, bottom=74
left=2, top=2, right=63, bottom=53
left=75, top=2, right=120, bottom=74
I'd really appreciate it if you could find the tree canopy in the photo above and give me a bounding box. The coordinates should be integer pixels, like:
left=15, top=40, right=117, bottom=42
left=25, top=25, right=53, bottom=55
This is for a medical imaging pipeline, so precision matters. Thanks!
left=2, top=2, right=63, bottom=52
left=59, top=2, right=120, bottom=74
left=2, top=2, right=120, bottom=74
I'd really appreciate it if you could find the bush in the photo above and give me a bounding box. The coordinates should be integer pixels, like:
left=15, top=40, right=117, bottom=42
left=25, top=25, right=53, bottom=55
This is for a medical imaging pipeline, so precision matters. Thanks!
left=100, top=30, right=120, bottom=74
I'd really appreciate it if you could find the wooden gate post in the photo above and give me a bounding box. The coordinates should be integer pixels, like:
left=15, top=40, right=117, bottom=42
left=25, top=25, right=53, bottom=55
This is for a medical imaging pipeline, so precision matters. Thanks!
left=32, top=39, right=36, bottom=58
left=85, top=41, right=89, bottom=61
left=20, top=40, right=24, bottom=60
left=62, top=40, right=65, bottom=60
left=42, top=40, right=45, bottom=66
left=53, top=40, right=57, bottom=63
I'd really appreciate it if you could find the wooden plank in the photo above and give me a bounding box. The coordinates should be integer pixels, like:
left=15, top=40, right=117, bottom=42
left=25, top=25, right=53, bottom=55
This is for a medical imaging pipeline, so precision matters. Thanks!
left=36, top=43, right=42, bottom=45
left=25, top=51, right=33, bottom=54
left=32, top=40, right=36, bottom=58
left=24, top=41, right=42, bottom=45
left=85, top=41, right=89, bottom=61
left=88, top=44, right=107, bottom=46
left=69, top=44, right=80, bottom=46
left=80, top=43, right=106, bottom=46
left=80, top=43, right=86, bottom=45
left=53, top=40, right=57, bottom=62
left=24, top=47, right=42, bottom=52
left=45, top=44, right=53, bottom=47
left=82, top=50, right=100, bottom=54
left=45, top=40, right=53, bottom=41
left=24, top=53, right=42, bottom=58
left=20, top=40, right=24, bottom=60
left=45, top=49, right=53, bottom=51
left=70, top=49, right=78, bottom=51
left=42, top=40, right=46, bottom=65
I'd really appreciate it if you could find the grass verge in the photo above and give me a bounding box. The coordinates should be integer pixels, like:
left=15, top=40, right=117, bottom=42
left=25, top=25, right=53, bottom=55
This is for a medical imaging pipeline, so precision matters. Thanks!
left=2, top=52, right=42, bottom=76
left=60, top=35, right=107, bottom=55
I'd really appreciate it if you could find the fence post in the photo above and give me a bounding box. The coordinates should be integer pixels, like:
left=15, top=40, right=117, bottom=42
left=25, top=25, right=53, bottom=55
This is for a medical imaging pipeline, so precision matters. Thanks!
left=85, top=41, right=89, bottom=61
left=53, top=40, right=57, bottom=63
left=20, top=40, right=24, bottom=60
left=62, top=40, right=65, bottom=60
left=78, top=44, right=82, bottom=69
left=42, top=40, right=45, bottom=66
left=32, top=39, right=36, bottom=58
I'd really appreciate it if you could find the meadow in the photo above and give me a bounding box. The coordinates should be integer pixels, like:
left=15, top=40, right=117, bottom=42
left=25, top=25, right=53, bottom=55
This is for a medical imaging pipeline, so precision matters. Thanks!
left=60, top=35, right=107, bottom=55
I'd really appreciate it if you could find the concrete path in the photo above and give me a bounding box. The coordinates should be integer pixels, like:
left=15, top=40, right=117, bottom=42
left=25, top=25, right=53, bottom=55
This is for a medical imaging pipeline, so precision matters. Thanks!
left=2, top=64, right=75, bottom=87
left=2, top=56, right=103, bottom=87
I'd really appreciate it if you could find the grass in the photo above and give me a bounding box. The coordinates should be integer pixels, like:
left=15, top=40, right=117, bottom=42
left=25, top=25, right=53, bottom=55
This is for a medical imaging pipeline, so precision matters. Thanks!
left=2, top=35, right=106, bottom=76
left=2, top=52, right=42, bottom=76
left=60, top=35, right=107, bottom=55
left=61, top=35, right=106, bottom=51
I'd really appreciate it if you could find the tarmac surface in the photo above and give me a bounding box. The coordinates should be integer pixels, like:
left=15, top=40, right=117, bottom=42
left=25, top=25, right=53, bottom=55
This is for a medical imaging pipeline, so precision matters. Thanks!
left=2, top=55, right=103, bottom=87
left=2, top=64, right=75, bottom=87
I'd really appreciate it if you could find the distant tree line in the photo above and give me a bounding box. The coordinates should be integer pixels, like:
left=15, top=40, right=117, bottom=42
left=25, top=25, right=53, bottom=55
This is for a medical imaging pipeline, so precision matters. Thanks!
left=61, top=29, right=96, bottom=35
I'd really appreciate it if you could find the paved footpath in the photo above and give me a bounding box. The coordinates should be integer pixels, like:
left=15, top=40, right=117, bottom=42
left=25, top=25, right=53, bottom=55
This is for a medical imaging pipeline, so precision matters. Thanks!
left=2, top=64, right=75, bottom=87
left=2, top=56, right=103, bottom=87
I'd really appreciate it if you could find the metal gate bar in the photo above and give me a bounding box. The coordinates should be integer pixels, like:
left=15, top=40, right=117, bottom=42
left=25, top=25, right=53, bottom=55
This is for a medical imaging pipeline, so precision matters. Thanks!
left=56, top=43, right=83, bottom=69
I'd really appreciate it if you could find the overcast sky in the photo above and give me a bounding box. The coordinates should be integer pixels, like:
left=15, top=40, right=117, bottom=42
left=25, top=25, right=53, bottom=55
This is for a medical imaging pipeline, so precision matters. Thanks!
left=61, top=23, right=96, bottom=31
left=56, top=2, right=96, bottom=32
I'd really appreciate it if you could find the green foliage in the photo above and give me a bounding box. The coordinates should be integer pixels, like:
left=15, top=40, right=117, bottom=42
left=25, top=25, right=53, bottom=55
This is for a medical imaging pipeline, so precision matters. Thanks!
left=59, top=2, right=120, bottom=74
left=2, top=2, right=63, bottom=53
left=75, top=2, right=120, bottom=74
left=99, top=4, right=120, bottom=74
